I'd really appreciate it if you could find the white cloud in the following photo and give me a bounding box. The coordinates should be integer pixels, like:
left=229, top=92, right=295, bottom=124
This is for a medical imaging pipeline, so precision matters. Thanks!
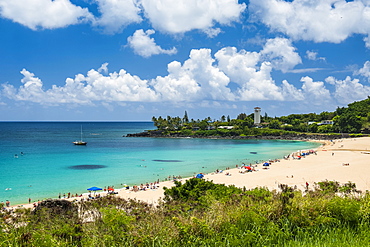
left=152, top=48, right=234, bottom=101
left=326, top=75, right=370, bottom=104
left=289, top=68, right=326, bottom=73
left=93, top=0, right=142, bottom=33
left=140, top=0, right=246, bottom=35
left=0, top=0, right=93, bottom=30
left=127, top=29, right=177, bottom=57
left=306, top=50, right=326, bottom=61
left=236, top=62, right=285, bottom=101
left=98, top=63, right=109, bottom=74
left=4, top=42, right=370, bottom=109
left=249, top=0, right=370, bottom=44
left=260, top=38, right=302, bottom=73
left=203, top=27, right=222, bottom=38
left=300, top=76, right=331, bottom=105
left=2, top=66, right=159, bottom=105
left=0, top=0, right=246, bottom=35
left=215, top=46, right=261, bottom=85
left=306, top=51, right=318, bottom=60
left=214, top=38, right=301, bottom=100
left=281, top=80, right=304, bottom=101
left=355, top=60, right=370, bottom=81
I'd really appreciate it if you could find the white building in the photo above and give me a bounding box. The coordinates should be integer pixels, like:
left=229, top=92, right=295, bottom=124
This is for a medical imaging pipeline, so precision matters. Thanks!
left=254, top=107, right=261, bottom=126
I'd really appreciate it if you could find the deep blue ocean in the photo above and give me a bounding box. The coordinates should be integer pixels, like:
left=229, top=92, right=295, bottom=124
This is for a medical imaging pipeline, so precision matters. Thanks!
left=0, top=122, right=320, bottom=205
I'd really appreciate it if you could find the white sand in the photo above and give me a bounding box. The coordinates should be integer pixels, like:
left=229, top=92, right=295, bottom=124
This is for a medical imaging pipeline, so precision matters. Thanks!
left=10, top=137, right=370, bottom=209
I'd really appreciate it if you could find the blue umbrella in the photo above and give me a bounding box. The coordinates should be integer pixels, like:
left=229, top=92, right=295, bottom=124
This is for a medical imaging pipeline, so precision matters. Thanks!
left=263, top=163, right=270, bottom=167
left=196, top=173, right=204, bottom=179
left=87, top=186, right=102, bottom=191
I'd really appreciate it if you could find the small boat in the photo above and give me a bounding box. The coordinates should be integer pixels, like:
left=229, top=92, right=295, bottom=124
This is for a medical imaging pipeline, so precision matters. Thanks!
left=73, top=126, right=87, bottom=145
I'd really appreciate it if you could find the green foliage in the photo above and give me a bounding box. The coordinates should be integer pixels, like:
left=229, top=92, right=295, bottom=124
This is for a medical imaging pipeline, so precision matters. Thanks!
left=2, top=181, right=370, bottom=246
left=151, top=97, right=370, bottom=135
left=315, top=180, right=340, bottom=194
left=268, top=119, right=282, bottom=129
left=163, top=178, right=242, bottom=210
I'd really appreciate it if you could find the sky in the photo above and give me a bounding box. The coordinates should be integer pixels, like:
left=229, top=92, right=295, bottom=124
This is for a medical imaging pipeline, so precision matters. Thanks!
left=1, top=0, right=370, bottom=121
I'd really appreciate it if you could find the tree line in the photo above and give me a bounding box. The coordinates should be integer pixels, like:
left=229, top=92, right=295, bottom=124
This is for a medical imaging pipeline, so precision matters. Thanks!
left=151, top=97, right=370, bottom=135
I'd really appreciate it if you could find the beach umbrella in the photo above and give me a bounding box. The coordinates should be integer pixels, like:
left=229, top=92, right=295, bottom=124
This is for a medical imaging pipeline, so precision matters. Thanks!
left=263, top=163, right=270, bottom=167
left=246, top=166, right=252, bottom=170
left=196, top=173, right=204, bottom=179
left=87, top=186, right=102, bottom=192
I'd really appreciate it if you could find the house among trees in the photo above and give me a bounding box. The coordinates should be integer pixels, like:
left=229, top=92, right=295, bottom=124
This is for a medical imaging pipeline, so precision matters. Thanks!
left=317, top=120, right=334, bottom=126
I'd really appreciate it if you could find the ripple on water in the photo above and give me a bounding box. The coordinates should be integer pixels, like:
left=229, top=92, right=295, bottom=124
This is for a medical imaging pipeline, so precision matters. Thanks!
left=68, top=164, right=107, bottom=170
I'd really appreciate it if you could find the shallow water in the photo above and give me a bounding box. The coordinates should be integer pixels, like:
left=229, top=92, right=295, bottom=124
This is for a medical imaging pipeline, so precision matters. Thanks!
left=0, top=122, right=320, bottom=205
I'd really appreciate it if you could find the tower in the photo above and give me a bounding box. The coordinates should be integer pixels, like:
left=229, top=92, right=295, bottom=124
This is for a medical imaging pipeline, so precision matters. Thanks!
left=254, top=107, right=261, bottom=126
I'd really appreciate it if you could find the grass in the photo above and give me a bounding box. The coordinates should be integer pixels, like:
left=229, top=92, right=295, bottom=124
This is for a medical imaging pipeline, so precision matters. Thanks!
left=1, top=179, right=370, bottom=246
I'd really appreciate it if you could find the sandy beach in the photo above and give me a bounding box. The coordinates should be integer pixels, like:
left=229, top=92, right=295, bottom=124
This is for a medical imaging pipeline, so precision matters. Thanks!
left=9, top=137, right=370, bottom=209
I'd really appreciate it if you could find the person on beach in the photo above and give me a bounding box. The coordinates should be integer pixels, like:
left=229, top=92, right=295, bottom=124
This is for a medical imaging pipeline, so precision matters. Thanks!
left=5, top=200, right=10, bottom=207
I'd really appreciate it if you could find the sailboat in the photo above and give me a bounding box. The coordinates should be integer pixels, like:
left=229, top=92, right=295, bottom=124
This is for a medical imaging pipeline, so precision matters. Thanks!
left=73, top=125, right=87, bottom=145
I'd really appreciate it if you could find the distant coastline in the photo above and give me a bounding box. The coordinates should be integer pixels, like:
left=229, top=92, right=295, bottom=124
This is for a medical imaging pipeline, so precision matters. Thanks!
left=125, top=130, right=353, bottom=140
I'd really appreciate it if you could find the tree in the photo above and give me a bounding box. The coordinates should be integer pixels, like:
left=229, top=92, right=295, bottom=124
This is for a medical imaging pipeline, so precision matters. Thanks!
left=183, top=111, right=189, bottom=124
left=237, top=113, right=247, bottom=120
left=333, top=113, right=363, bottom=133
left=269, top=120, right=281, bottom=129
left=152, top=116, right=158, bottom=127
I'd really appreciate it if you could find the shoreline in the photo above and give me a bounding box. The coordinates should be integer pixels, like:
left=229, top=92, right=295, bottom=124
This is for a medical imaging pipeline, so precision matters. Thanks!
left=7, top=137, right=370, bottom=210
left=126, top=131, right=352, bottom=140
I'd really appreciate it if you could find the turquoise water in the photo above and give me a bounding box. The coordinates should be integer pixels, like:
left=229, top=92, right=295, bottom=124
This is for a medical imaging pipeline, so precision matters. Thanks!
left=0, top=122, right=320, bottom=205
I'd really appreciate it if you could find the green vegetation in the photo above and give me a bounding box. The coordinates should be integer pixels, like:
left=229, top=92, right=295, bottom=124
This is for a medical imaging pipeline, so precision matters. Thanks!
left=151, top=97, right=370, bottom=137
left=2, top=179, right=370, bottom=246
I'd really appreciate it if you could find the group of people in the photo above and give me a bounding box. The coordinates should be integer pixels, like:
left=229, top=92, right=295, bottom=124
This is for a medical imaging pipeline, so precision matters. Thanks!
left=58, top=192, right=83, bottom=199
left=131, top=181, right=160, bottom=192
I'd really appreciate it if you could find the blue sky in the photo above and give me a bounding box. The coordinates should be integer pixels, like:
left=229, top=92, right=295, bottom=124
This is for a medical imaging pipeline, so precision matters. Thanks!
left=1, top=0, right=370, bottom=121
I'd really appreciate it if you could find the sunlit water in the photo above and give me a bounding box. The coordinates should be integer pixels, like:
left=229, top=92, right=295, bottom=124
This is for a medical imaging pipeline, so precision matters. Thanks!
left=0, top=122, right=320, bottom=205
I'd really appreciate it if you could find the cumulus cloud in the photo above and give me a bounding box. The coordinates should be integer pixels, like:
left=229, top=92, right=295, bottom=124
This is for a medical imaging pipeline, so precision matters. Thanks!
left=92, top=0, right=142, bottom=33
left=0, top=0, right=93, bottom=30
left=281, top=80, right=304, bottom=101
left=127, top=29, right=177, bottom=57
left=152, top=48, right=234, bottom=101
left=2, top=66, right=159, bottom=105
left=260, top=38, right=302, bottom=73
left=3, top=40, right=370, bottom=108
left=300, top=76, right=331, bottom=106
left=355, top=60, right=370, bottom=81
left=214, top=38, right=301, bottom=100
left=0, top=0, right=246, bottom=35
left=326, top=75, right=370, bottom=104
left=140, top=0, right=246, bottom=35
left=249, top=0, right=370, bottom=44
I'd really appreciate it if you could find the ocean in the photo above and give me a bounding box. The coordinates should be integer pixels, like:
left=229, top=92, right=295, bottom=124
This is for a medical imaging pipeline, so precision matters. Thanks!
left=0, top=122, right=320, bottom=205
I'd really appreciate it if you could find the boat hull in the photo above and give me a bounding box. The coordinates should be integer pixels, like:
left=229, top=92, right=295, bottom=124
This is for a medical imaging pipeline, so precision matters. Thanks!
left=73, top=141, right=87, bottom=145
